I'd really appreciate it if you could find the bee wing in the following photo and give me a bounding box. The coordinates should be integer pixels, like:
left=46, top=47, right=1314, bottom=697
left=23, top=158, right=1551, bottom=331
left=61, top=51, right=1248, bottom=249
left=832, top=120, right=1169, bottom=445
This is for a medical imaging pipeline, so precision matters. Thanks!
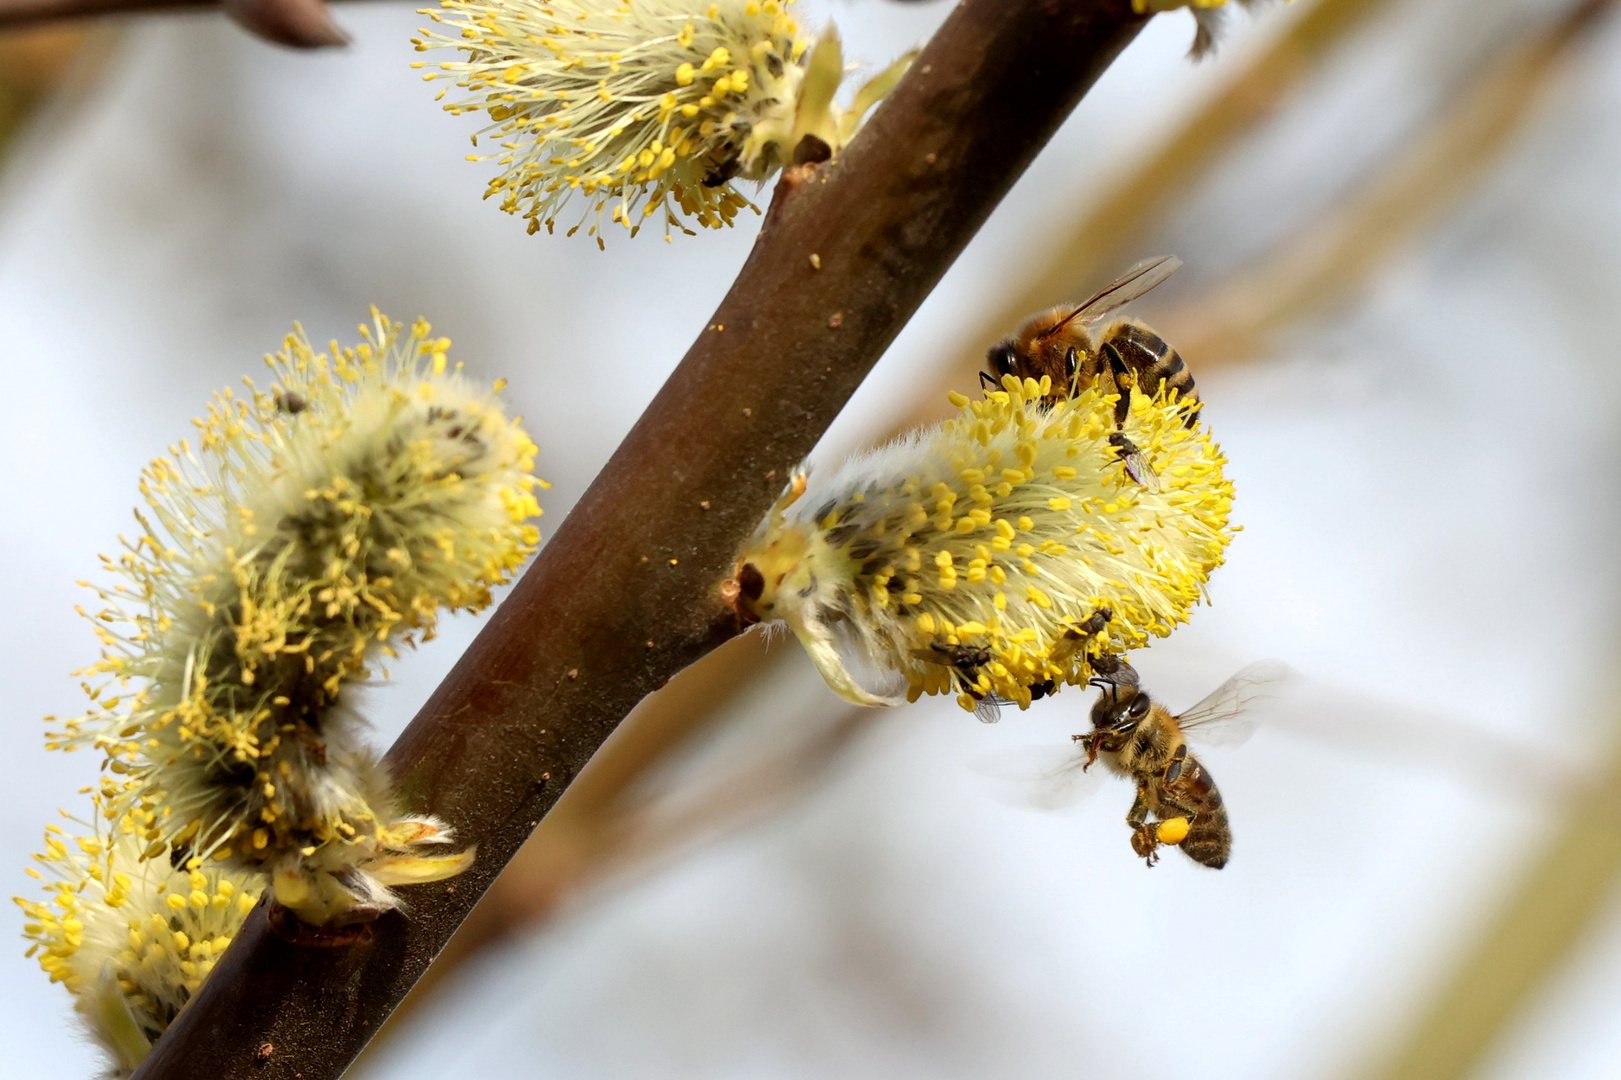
left=969, top=743, right=1105, bottom=812
left=1174, top=659, right=1296, bottom=749
left=1070, top=255, right=1183, bottom=327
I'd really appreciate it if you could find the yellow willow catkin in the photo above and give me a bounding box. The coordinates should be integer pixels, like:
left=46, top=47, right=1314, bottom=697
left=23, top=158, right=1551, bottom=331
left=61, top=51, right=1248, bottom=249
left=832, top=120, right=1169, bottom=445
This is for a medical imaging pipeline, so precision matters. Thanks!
left=16, top=800, right=262, bottom=1076
left=728, top=376, right=1234, bottom=713
left=411, top=0, right=910, bottom=244
left=48, top=311, right=545, bottom=927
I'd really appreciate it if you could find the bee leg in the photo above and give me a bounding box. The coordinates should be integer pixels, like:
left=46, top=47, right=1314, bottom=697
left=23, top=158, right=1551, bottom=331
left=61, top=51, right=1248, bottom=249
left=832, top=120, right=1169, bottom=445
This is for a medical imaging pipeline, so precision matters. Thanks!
left=1072, top=730, right=1103, bottom=770
left=1100, top=341, right=1134, bottom=426
left=1162, top=744, right=1187, bottom=784
left=1125, top=788, right=1161, bottom=866
left=1130, top=826, right=1162, bottom=867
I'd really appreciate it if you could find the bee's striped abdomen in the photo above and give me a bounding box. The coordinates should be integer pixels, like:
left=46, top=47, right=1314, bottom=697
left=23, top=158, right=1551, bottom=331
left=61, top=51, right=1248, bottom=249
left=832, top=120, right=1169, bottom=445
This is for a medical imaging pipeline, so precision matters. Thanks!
left=1102, top=321, right=1199, bottom=425
left=1171, top=753, right=1230, bottom=868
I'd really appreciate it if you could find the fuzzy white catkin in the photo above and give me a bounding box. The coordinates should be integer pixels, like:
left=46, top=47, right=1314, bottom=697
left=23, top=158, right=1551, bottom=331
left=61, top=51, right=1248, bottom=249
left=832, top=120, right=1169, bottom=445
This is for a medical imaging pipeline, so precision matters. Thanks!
left=730, top=376, right=1235, bottom=713
left=412, top=0, right=911, bottom=243
left=49, top=311, right=544, bottom=927
left=16, top=802, right=263, bottom=1076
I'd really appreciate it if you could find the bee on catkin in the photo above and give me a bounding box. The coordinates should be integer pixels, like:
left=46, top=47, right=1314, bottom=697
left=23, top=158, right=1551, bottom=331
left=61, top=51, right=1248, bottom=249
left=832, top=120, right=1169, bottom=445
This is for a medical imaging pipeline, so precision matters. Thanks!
left=725, top=376, right=1234, bottom=715
left=413, top=0, right=912, bottom=244
left=50, top=312, right=545, bottom=930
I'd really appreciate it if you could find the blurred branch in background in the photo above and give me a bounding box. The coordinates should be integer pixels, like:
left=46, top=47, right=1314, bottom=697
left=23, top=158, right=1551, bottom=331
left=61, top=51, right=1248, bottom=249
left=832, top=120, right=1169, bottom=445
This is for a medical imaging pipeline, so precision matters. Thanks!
left=0, top=0, right=340, bottom=47
left=0, top=25, right=94, bottom=161
left=1163, top=0, right=1620, bottom=365
left=921, top=0, right=1398, bottom=408
left=126, top=4, right=1154, bottom=1078
left=1354, top=684, right=1621, bottom=1080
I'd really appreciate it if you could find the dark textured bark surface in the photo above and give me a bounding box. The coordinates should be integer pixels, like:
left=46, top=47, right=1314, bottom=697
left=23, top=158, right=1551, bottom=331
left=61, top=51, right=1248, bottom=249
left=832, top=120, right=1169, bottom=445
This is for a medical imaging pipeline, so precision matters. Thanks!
left=130, top=3, right=1147, bottom=1077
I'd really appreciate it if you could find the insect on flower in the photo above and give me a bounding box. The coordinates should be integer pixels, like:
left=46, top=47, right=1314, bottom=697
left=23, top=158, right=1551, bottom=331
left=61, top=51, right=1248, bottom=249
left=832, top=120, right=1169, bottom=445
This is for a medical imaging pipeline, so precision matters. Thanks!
left=412, top=0, right=913, bottom=244
left=984, top=255, right=1196, bottom=424
left=15, top=800, right=263, bottom=1075
left=724, top=375, right=1235, bottom=715
left=48, top=311, right=544, bottom=931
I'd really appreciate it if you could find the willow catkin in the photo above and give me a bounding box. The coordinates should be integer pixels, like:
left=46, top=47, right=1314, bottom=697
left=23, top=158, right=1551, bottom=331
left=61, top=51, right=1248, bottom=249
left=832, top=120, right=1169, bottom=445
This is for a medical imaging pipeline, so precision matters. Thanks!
left=50, top=311, right=544, bottom=926
left=728, top=376, right=1234, bottom=712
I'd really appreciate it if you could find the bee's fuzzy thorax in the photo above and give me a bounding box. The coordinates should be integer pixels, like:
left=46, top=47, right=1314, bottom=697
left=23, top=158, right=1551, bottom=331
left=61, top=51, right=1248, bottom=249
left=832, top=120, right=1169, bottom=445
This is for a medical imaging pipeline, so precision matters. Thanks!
left=412, top=0, right=910, bottom=244
left=48, top=311, right=543, bottom=926
left=15, top=800, right=263, bottom=1076
left=731, top=375, right=1235, bottom=713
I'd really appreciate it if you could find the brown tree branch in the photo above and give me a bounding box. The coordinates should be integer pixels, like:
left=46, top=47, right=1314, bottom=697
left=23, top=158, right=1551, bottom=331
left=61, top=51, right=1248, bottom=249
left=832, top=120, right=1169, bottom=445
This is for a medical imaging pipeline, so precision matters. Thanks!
left=0, top=0, right=284, bottom=31
left=391, top=0, right=1407, bottom=1003
left=128, top=3, right=1148, bottom=1077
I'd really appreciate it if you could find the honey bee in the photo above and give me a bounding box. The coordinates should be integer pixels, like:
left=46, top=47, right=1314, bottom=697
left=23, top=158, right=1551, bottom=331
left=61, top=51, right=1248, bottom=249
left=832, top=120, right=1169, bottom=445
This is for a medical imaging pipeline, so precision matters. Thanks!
left=1081, top=660, right=1284, bottom=869
left=983, top=255, right=1197, bottom=429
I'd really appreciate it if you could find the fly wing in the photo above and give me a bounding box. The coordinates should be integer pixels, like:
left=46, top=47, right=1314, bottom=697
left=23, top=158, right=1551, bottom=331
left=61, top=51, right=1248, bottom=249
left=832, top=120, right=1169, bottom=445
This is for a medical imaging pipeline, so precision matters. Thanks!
left=1175, top=659, right=1296, bottom=749
left=1071, top=255, right=1183, bottom=327
left=970, top=743, right=1105, bottom=812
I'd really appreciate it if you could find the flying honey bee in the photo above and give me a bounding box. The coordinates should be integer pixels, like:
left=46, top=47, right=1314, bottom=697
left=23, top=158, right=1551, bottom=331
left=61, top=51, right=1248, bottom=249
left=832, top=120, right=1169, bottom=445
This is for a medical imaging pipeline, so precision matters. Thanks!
left=1081, top=660, right=1285, bottom=868
left=983, top=255, right=1198, bottom=429
left=972, top=659, right=1286, bottom=869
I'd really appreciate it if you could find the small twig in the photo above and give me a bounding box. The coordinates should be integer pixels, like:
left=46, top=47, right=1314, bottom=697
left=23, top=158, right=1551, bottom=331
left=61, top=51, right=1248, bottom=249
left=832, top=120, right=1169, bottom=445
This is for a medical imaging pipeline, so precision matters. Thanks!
left=129, top=3, right=1147, bottom=1078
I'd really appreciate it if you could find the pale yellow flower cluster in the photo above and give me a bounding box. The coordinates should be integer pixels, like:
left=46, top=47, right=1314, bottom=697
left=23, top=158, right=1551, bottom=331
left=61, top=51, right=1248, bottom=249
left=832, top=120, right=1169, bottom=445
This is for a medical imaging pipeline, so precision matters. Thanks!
left=48, top=311, right=543, bottom=927
left=731, top=376, right=1234, bottom=714
left=413, top=0, right=909, bottom=243
left=16, top=801, right=261, bottom=1075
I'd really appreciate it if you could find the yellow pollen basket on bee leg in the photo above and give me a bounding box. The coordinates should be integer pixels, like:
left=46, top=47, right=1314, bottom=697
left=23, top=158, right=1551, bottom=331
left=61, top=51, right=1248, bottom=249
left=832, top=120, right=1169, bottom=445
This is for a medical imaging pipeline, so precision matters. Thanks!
left=1156, top=817, right=1192, bottom=846
left=726, top=376, right=1235, bottom=713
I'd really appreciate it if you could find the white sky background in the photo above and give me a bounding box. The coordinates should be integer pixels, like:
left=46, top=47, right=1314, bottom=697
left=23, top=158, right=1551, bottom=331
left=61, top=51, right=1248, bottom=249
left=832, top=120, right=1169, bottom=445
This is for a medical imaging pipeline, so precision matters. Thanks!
left=3, top=0, right=1621, bottom=1077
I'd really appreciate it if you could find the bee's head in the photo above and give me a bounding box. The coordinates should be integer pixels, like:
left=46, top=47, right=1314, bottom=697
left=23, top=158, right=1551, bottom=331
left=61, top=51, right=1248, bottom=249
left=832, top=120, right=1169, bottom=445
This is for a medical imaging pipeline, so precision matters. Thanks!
left=985, top=341, right=1020, bottom=382
left=1088, top=660, right=1146, bottom=731
left=1090, top=683, right=1152, bottom=732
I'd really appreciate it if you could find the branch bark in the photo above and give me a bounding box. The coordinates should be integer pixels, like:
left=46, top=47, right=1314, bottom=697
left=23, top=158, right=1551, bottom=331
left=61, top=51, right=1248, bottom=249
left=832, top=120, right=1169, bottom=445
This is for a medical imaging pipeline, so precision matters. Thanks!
left=0, top=0, right=225, bottom=30
left=129, top=3, right=1147, bottom=1077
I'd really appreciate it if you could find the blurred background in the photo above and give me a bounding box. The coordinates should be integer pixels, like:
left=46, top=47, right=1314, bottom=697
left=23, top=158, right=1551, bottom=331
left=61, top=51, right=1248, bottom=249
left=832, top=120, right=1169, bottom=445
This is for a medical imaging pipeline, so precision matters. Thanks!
left=4, top=0, right=1621, bottom=1076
